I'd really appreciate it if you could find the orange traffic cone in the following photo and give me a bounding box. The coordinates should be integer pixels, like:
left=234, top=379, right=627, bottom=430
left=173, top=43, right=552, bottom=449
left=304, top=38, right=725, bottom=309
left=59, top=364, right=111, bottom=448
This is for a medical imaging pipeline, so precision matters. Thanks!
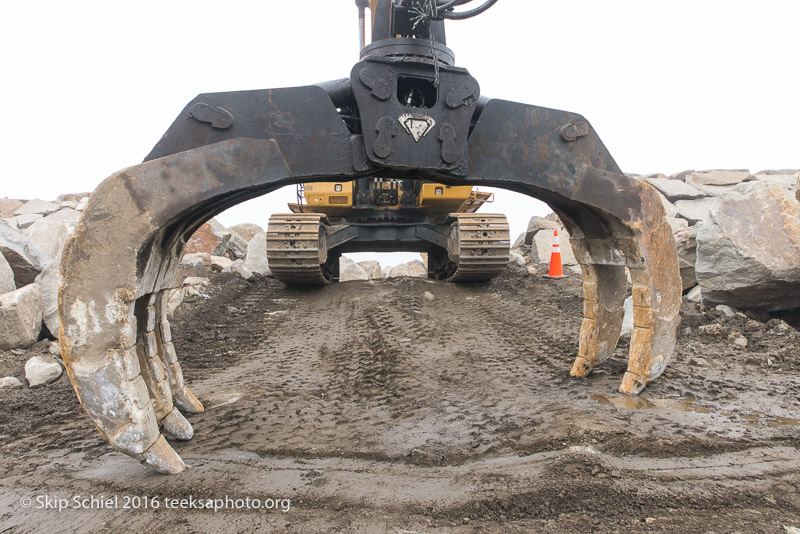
left=543, top=230, right=568, bottom=279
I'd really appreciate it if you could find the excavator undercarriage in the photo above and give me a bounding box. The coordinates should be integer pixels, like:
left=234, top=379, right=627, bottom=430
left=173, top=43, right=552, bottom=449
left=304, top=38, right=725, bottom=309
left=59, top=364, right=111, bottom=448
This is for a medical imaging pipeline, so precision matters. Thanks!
left=57, top=0, right=682, bottom=473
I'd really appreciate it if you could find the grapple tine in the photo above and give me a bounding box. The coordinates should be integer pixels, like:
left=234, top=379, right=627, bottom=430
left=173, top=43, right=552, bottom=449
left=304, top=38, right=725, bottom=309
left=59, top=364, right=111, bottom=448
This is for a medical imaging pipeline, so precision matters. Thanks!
left=467, top=100, right=682, bottom=395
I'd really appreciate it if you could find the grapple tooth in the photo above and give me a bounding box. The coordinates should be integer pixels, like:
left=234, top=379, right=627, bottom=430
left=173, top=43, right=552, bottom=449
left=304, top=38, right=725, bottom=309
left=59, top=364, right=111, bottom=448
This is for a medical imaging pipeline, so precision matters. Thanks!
left=142, top=435, right=187, bottom=474
left=161, top=408, right=194, bottom=441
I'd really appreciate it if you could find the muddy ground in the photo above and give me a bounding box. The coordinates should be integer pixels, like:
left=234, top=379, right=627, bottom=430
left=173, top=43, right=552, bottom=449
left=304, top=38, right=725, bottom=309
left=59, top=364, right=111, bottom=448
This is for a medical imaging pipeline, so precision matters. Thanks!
left=1, top=266, right=799, bottom=533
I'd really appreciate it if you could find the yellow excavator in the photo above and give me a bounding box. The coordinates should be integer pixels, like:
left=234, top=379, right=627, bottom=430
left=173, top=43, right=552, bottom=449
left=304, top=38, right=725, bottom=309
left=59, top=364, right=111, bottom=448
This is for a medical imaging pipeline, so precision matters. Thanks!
left=264, top=0, right=510, bottom=286
left=266, top=179, right=510, bottom=284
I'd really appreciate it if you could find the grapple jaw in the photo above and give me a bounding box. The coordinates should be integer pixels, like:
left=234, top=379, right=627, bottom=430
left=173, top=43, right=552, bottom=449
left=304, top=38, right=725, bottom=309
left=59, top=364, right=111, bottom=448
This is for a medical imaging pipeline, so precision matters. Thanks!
left=59, top=33, right=681, bottom=473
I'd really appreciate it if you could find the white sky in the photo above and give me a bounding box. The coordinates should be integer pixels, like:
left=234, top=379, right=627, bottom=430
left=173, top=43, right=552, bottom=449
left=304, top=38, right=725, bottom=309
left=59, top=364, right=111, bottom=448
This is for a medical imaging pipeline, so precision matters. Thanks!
left=2, top=0, right=798, bottom=266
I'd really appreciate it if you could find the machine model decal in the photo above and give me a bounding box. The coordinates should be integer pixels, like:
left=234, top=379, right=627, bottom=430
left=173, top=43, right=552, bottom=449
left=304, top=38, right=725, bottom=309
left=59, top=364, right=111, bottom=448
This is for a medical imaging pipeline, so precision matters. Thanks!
left=399, top=113, right=436, bottom=142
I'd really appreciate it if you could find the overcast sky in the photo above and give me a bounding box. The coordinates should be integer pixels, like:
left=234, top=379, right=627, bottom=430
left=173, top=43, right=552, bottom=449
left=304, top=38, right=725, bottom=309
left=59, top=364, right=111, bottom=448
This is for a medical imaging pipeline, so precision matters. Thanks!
left=2, top=1, right=798, bottom=265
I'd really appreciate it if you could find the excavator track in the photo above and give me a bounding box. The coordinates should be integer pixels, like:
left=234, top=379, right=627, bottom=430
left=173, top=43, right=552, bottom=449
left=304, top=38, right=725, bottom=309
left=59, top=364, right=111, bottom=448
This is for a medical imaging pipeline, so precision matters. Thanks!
left=446, top=213, right=510, bottom=282
left=266, top=213, right=332, bottom=286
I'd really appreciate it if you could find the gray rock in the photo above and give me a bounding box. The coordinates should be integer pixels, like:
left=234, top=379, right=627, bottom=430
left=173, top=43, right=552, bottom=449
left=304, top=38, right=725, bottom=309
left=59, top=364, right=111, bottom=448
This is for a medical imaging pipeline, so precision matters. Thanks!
left=222, top=259, right=254, bottom=280
left=674, top=223, right=701, bottom=290
left=666, top=217, right=689, bottom=234
left=670, top=170, right=695, bottom=181
left=25, top=208, right=81, bottom=257
left=696, top=182, right=800, bottom=311
left=0, top=220, right=52, bottom=286
left=166, top=277, right=210, bottom=315
left=0, top=284, right=43, bottom=351
left=509, top=251, right=526, bottom=267
left=751, top=171, right=800, bottom=190
left=620, top=296, right=634, bottom=339
left=34, top=252, right=61, bottom=339
left=60, top=200, right=78, bottom=209
left=644, top=177, right=708, bottom=201
left=13, top=213, right=43, bottom=229
left=524, top=216, right=560, bottom=246
left=225, top=230, right=249, bottom=260
left=690, top=169, right=751, bottom=186
left=57, top=192, right=91, bottom=203
left=0, top=199, right=24, bottom=218
left=210, top=255, right=233, bottom=272
left=674, top=197, right=716, bottom=225
left=685, top=175, right=741, bottom=196
left=13, top=199, right=61, bottom=217
left=1, top=218, right=18, bottom=230
left=229, top=223, right=263, bottom=242
left=387, top=263, right=409, bottom=278
left=656, top=191, right=680, bottom=219
left=339, top=257, right=369, bottom=281
left=24, top=355, right=62, bottom=387
left=716, top=305, right=737, bottom=317
left=685, top=285, right=702, bottom=302
left=512, top=231, right=526, bottom=251
left=406, top=260, right=428, bottom=278
left=75, top=196, right=89, bottom=211
left=177, top=255, right=209, bottom=282
left=358, top=260, right=383, bottom=279
left=0, top=253, right=14, bottom=294
left=244, top=231, right=271, bottom=276
left=0, top=376, right=23, bottom=389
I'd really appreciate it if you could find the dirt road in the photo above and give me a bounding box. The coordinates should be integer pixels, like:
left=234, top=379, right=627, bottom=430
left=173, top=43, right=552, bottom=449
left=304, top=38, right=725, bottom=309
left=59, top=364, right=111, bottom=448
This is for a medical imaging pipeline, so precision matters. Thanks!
left=1, top=268, right=798, bottom=533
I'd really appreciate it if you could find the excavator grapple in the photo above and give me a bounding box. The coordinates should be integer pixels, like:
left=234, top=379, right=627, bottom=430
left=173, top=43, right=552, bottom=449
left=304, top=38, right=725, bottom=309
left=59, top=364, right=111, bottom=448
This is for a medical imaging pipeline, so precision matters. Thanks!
left=58, top=0, right=682, bottom=473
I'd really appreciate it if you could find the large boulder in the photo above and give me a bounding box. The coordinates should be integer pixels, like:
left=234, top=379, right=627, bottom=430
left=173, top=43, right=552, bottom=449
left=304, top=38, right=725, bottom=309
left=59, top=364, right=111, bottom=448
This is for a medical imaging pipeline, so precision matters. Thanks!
left=222, top=259, right=253, bottom=280
left=358, top=260, right=383, bottom=279
left=12, top=213, right=43, bottom=229
left=0, top=199, right=24, bottom=218
left=0, top=220, right=52, bottom=287
left=531, top=229, right=577, bottom=266
left=751, top=170, right=800, bottom=191
left=177, top=254, right=210, bottom=282
left=244, top=231, right=271, bottom=276
left=406, top=260, right=428, bottom=278
left=34, top=252, right=61, bottom=338
left=185, top=219, right=232, bottom=257
left=387, top=263, right=409, bottom=278
left=685, top=170, right=751, bottom=196
left=644, top=176, right=708, bottom=201
left=24, top=207, right=81, bottom=257
left=229, top=223, right=263, bottom=242
left=339, top=257, right=369, bottom=281
left=674, top=197, right=716, bottom=225
left=13, top=199, right=61, bottom=217
left=0, top=284, right=43, bottom=350
left=674, top=224, right=701, bottom=290
left=695, top=182, right=800, bottom=311
left=0, top=252, right=14, bottom=294
left=25, top=355, right=62, bottom=387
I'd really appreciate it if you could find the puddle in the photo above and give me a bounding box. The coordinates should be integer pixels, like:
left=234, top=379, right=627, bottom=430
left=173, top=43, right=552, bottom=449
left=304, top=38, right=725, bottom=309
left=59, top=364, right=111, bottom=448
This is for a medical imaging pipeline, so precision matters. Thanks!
left=589, top=393, right=710, bottom=414
left=590, top=393, right=800, bottom=427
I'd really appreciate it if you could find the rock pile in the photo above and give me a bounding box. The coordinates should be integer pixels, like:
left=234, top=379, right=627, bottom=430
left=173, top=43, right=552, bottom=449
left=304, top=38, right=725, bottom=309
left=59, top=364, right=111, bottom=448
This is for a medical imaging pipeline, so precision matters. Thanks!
left=631, top=169, right=800, bottom=313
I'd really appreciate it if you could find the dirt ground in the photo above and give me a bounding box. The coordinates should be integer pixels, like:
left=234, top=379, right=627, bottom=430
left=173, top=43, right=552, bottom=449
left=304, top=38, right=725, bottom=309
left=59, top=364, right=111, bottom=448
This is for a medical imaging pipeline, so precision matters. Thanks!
left=1, top=266, right=799, bottom=533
